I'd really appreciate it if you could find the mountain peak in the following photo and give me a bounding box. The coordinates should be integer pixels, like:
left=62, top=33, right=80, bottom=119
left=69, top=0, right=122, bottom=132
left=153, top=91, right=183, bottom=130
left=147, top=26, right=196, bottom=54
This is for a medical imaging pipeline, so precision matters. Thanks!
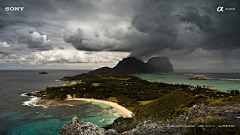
left=90, top=56, right=174, bottom=74
left=113, top=57, right=149, bottom=74
left=147, top=56, right=174, bottom=72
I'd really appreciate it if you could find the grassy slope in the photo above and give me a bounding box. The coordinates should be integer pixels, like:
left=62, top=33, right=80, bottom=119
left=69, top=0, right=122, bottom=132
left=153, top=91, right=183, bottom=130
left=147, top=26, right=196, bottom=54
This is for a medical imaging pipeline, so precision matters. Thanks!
left=135, top=90, right=194, bottom=120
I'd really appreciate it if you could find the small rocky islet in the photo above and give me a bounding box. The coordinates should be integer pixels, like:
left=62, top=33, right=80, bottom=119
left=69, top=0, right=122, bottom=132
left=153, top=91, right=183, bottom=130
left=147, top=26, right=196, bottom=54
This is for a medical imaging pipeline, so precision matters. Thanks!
left=39, top=71, right=49, bottom=74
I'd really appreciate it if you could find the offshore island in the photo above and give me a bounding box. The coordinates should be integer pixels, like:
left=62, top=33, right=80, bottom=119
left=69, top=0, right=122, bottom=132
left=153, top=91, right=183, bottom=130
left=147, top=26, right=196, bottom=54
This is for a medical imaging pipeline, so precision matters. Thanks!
left=26, top=56, right=240, bottom=135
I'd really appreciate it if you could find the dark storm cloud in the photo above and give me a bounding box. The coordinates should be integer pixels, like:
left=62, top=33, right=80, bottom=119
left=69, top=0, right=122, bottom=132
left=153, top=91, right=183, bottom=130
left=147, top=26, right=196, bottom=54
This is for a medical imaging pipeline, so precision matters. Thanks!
left=128, top=0, right=240, bottom=59
left=0, top=51, right=9, bottom=55
left=0, top=0, right=100, bottom=52
left=179, top=9, right=213, bottom=32
left=0, top=0, right=240, bottom=69
left=60, top=0, right=240, bottom=60
left=178, top=1, right=240, bottom=51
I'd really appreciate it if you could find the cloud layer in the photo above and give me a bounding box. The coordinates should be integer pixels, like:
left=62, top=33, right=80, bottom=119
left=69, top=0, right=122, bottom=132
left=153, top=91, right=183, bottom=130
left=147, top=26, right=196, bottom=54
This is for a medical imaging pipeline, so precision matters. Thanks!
left=0, top=0, right=239, bottom=69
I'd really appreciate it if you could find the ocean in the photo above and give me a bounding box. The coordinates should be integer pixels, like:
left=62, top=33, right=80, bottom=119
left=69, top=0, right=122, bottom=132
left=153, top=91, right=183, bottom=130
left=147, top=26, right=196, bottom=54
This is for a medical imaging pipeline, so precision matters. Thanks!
left=136, top=69, right=240, bottom=92
left=0, top=70, right=123, bottom=135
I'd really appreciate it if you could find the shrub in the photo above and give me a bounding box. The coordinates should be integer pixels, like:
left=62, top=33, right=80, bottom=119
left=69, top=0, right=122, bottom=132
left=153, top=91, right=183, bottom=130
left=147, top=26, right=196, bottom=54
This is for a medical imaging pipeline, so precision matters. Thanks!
left=196, top=98, right=215, bottom=106
left=208, top=100, right=225, bottom=107
left=170, top=107, right=189, bottom=120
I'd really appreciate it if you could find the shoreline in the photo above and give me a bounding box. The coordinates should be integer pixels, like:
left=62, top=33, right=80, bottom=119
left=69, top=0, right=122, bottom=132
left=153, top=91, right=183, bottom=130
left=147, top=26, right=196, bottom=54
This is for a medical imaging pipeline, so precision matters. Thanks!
left=138, top=73, right=230, bottom=94
left=207, top=86, right=229, bottom=94
left=66, top=98, right=134, bottom=118
left=22, top=93, right=134, bottom=118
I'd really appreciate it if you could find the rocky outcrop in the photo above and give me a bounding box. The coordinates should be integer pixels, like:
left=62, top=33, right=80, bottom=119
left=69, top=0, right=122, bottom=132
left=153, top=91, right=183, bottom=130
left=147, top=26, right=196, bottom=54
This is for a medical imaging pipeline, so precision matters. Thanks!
left=173, top=104, right=240, bottom=126
left=39, top=71, right=49, bottom=74
left=122, top=120, right=170, bottom=135
left=188, top=77, right=206, bottom=80
left=147, top=57, right=174, bottom=73
left=60, top=116, right=119, bottom=135
left=60, top=104, right=240, bottom=135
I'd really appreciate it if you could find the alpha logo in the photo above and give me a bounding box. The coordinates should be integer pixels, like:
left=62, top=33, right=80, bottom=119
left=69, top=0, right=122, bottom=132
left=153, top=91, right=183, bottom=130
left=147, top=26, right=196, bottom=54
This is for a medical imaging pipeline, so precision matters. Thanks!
left=217, top=6, right=224, bottom=12
left=5, top=7, right=24, bottom=11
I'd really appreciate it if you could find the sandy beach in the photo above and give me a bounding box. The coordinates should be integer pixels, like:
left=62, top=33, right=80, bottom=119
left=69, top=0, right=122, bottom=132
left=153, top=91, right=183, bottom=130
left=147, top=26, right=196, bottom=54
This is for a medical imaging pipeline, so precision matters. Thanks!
left=66, top=98, right=134, bottom=118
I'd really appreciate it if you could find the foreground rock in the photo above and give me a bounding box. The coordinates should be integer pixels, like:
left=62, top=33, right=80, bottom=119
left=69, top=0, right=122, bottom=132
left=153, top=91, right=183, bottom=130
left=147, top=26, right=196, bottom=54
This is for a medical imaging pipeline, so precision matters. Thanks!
left=60, top=116, right=119, bottom=135
left=60, top=104, right=240, bottom=135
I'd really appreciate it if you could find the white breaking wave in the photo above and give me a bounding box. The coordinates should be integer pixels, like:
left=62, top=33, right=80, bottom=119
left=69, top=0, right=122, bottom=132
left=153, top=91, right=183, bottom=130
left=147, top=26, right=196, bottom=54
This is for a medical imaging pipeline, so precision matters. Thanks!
left=184, top=74, right=193, bottom=76
left=22, top=97, right=40, bottom=106
left=192, top=74, right=205, bottom=77
left=228, top=79, right=240, bottom=81
left=114, top=113, right=120, bottom=117
left=21, top=93, right=27, bottom=97
left=22, top=96, right=48, bottom=108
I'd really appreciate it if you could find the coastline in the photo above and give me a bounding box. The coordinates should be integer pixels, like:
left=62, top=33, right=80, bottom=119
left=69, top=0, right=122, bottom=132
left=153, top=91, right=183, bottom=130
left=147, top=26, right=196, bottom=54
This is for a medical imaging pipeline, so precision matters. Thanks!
left=66, top=98, right=134, bottom=118
left=137, top=73, right=231, bottom=94
left=207, top=86, right=229, bottom=94
left=23, top=93, right=134, bottom=118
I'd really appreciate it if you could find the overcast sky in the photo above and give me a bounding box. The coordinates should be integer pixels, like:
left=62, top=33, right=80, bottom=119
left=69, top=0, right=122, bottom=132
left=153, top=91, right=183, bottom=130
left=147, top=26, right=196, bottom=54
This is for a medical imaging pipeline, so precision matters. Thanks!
left=0, top=0, right=239, bottom=70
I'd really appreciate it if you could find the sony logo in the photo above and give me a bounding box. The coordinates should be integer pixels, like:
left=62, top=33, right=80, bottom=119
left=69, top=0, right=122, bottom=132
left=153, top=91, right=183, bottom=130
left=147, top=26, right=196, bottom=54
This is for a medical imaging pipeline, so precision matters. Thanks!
left=5, top=7, right=24, bottom=11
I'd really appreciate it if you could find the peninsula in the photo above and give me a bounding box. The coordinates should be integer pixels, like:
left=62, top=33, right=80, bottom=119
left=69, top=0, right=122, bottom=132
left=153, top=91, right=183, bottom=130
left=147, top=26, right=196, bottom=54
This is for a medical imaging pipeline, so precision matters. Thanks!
left=25, top=56, right=240, bottom=134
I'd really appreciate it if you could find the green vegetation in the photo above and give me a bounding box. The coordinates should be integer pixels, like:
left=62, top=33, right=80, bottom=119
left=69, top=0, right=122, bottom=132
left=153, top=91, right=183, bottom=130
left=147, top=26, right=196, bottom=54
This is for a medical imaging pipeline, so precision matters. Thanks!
left=134, top=90, right=194, bottom=120
left=207, top=100, right=225, bottom=107
left=170, top=107, right=189, bottom=120
left=40, top=89, right=46, bottom=92
left=221, top=95, right=240, bottom=105
left=108, top=97, right=119, bottom=103
left=196, top=98, right=216, bottom=106
left=138, top=100, right=154, bottom=105
left=34, top=73, right=232, bottom=114
left=92, top=83, right=100, bottom=86
left=195, top=98, right=225, bottom=107
left=182, top=118, right=240, bottom=135
left=29, top=72, right=240, bottom=133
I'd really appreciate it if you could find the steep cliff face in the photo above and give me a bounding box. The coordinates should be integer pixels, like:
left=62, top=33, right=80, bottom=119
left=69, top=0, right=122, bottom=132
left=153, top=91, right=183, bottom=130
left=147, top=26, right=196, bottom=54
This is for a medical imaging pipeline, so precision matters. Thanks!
left=147, top=57, right=174, bottom=73
left=113, top=57, right=150, bottom=74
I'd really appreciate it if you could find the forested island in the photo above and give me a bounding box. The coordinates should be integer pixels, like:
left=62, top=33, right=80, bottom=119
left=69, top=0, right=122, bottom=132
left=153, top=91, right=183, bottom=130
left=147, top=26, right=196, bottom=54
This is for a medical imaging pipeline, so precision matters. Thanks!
left=26, top=57, right=240, bottom=134
left=27, top=72, right=240, bottom=134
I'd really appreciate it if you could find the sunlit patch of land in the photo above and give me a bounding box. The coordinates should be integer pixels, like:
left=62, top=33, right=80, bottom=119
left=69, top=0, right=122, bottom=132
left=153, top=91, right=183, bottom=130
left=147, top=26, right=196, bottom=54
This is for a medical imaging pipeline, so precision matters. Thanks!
left=92, top=83, right=100, bottom=86
left=138, top=100, right=154, bottom=105
left=109, top=97, right=119, bottom=103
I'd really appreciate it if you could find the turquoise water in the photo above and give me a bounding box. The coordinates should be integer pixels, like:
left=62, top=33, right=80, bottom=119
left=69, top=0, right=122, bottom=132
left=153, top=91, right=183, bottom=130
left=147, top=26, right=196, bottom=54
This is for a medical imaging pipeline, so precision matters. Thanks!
left=0, top=70, right=121, bottom=135
left=7, top=102, right=120, bottom=135
left=1, top=100, right=121, bottom=135
left=136, top=73, right=240, bottom=92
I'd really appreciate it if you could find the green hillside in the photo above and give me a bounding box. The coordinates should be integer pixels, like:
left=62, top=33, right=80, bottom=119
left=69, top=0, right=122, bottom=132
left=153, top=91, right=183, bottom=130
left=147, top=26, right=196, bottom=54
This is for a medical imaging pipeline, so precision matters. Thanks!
left=135, top=90, right=194, bottom=120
